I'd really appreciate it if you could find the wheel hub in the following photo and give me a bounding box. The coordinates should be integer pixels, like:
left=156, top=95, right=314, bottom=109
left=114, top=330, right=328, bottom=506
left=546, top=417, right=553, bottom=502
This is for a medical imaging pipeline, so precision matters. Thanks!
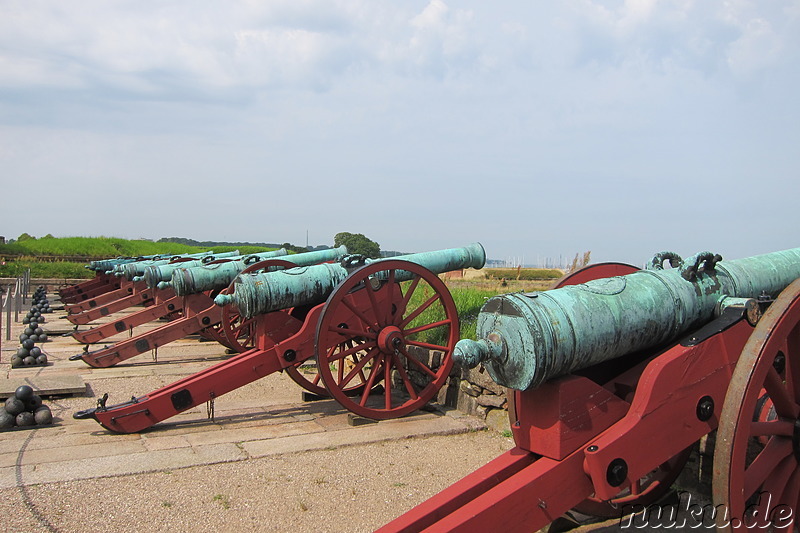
left=378, top=326, right=404, bottom=354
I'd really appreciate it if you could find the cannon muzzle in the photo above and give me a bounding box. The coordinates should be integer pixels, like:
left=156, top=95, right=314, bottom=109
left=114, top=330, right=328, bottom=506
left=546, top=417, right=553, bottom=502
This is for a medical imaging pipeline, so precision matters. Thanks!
left=456, top=247, right=800, bottom=391
left=217, top=243, right=486, bottom=317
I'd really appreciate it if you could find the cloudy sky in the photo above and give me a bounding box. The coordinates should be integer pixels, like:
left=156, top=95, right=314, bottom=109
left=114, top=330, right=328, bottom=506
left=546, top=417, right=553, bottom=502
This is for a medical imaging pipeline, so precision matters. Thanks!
left=1, top=1, right=798, bottom=266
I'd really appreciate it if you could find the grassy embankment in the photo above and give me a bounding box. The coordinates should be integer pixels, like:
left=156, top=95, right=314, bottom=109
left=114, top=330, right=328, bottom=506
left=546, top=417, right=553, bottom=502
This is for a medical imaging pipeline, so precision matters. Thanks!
left=0, top=236, right=276, bottom=279
left=409, top=267, right=562, bottom=343
left=1, top=236, right=564, bottom=342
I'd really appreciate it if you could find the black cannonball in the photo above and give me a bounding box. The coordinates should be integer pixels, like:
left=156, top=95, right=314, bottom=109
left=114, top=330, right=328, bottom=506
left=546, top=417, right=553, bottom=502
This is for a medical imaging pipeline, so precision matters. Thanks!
left=23, top=327, right=34, bottom=336
left=33, top=311, right=41, bottom=318
left=39, top=334, right=48, bottom=342
left=15, top=385, right=34, bottom=401
left=10, top=357, right=23, bottom=368
left=36, top=354, right=48, bottom=365
left=4, top=397, right=25, bottom=416
left=30, top=307, right=37, bottom=314
left=34, top=327, right=43, bottom=336
left=16, top=411, right=35, bottom=427
left=16, top=347, right=30, bottom=358
left=29, top=334, right=39, bottom=342
left=22, top=339, right=35, bottom=350
left=23, top=356, right=36, bottom=366
left=0, top=410, right=14, bottom=429
left=25, top=395, right=42, bottom=411
left=34, top=406, right=52, bottom=425
left=29, top=321, right=39, bottom=329
left=22, top=316, right=31, bottom=324
left=19, top=333, right=28, bottom=342
left=30, top=346, right=42, bottom=357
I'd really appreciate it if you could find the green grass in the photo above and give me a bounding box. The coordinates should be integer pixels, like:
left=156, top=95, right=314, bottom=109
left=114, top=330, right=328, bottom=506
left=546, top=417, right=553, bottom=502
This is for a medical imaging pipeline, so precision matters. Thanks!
left=484, top=268, right=562, bottom=281
left=0, top=260, right=91, bottom=279
left=0, top=236, right=277, bottom=259
left=405, top=283, right=503, bottom=346
left=0, top=236, right=279, bottom=279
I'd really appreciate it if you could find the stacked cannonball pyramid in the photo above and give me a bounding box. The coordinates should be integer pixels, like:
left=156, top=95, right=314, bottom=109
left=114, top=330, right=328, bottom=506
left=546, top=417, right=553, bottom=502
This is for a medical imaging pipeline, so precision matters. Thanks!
left=0, top=385, right=53, bottom=430
left=12, top=286, right=52, bottom=368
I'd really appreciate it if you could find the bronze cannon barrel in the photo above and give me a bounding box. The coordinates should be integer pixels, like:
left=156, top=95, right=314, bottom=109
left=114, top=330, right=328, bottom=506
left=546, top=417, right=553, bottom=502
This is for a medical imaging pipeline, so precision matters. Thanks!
left=168, top=246, right=348, bottom=296
left=455, top=247, right=800, bottom=391
left=216, top=243, right=486, bottom=318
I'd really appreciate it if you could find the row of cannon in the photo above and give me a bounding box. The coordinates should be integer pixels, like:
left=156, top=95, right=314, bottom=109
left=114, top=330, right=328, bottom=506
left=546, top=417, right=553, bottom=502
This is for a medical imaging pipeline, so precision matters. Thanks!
left=61, top=244, right=800, bottom=531
left=64, top=244, right=485, bottom=432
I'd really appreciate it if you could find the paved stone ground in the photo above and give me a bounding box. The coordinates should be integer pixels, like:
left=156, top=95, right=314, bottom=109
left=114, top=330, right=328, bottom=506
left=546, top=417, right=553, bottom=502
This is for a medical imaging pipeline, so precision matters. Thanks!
left=0, top=286, right=512, bottom=532
left=0, top=284, right=721, bottom=532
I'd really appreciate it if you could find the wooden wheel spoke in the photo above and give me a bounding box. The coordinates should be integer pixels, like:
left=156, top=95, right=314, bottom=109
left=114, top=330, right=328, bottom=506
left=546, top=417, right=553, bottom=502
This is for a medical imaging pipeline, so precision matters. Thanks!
left=341, top=297, right=379, bottom=335
left=782, top=466, right=800, bottom=509
left=398, top=345, right=437, bottom=378
left=403, top=318, right=453, bottom=337
left=327, top=324, right=377, bottom=341
left=350, top=353, right=369, bottom=385
left=385, top=270, right=396, bottom=325
left=359, top=354, right=385, bottom=407
left=764, top=366, right=799, bottom=418
left=231, top=317, right=253, bottom=337
left=399, top=293, right=440, bottom=329
left=744, top=438, right=793, bottom=499
left=327, top=339, right=375, bottom=364
left=761, top=453, right=797, bottom=500
left=406, top=339, right=450, bottom=353
left=341, top=346, right=380, bottom=388
left=398, top=276, right=421, bottom=319
left=364, top=278, right=384, bottom=328
left=785, top=330, right=800, bottom=400
left=749, top=420, right=795, bottom=437
left=391, top=351, right=419, bottom=400
left=316, top=259, right=457, bottom=419
left=384, top=357, right=392, bottom=410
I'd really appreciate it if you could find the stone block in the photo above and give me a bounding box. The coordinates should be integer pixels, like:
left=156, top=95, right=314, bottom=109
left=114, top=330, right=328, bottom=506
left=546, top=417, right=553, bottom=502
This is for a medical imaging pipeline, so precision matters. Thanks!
left=475, top=393, right=506, bottom=408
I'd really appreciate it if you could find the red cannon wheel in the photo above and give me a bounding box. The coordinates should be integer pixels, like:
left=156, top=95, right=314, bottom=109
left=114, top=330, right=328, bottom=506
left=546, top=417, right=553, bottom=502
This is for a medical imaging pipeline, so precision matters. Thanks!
left=315, top=260, right=458, bottom=419
left=285, top=338, right=371, bottom=398
left=218, top=259, right=296, bottom=353
left=713, top=278, right=800, bottom=531
left=551, top=262, right=693, bottom=517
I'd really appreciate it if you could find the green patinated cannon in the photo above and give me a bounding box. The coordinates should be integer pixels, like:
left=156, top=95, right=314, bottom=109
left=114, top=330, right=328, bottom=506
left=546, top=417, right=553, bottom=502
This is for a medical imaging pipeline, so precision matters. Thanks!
left=163, top=246, right=348, bottom=296
left=87, top=254, right=165, bottom=273
left=103, top=251, right=227, bottom=276
left=117, top=251, right=242, bottom=280
left=75, top=242, right=487, bottom=432
left=140, top=249, right=290, bottom=289
left=455, top=247, right=800, bottom=390
left=215, top=243, right=487, bottom=318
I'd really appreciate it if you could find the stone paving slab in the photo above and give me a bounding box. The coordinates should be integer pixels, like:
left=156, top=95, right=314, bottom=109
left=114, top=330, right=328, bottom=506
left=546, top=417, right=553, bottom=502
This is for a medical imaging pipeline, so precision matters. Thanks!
left=1, top=289, right=486, bottom=492
left=0, top=374, right=86, bottom=399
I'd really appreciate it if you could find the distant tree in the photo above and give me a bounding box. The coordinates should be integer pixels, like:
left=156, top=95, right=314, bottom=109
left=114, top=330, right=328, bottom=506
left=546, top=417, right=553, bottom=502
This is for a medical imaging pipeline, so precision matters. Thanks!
left=334, top=232, right=381, bottom=258
left=17, top=233, right=35, bottom=242
left=43, top=234, right=55, bottom=239
left=281, top=242, right=309, bottom=254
